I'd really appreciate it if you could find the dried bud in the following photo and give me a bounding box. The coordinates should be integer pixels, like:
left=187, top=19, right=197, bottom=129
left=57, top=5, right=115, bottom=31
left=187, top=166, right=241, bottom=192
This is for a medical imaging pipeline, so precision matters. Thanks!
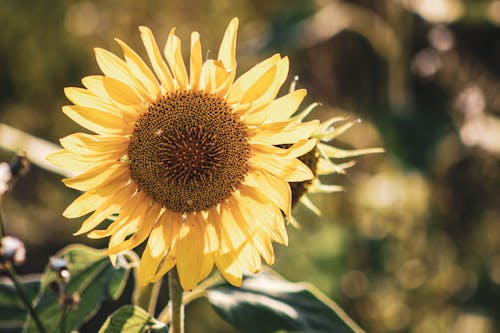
left=0, top=163, right=12, bottom=196
left=59, top=268, right=71, bottom=283
left=49, top=256, right=72, bottom=283
left=49, top=256, right=68, bottom=271
left=49, top=280, right=60, bottom=293
left=60, top=292, right=80, bottom=307
left=0, top=236, right=26, bottom=266
left=9, top=152, right=30, bottom=178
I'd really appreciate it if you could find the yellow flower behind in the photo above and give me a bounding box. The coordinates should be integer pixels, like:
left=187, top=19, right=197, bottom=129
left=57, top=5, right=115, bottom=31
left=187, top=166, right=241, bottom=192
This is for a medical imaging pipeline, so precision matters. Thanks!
left=287, top=88, right=384, bottom=217
left=48, top=18, right=319, bottom=291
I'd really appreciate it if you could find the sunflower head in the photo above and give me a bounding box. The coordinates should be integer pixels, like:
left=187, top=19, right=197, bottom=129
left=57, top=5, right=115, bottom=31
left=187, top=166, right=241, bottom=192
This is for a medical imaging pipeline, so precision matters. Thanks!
left=48, top=18, right=319, bottom=290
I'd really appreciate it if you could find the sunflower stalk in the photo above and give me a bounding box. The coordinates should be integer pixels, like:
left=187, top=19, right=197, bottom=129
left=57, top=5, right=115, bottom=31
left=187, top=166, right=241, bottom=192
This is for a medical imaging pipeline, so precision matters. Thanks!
left=168, top=268, right=184, bottom=333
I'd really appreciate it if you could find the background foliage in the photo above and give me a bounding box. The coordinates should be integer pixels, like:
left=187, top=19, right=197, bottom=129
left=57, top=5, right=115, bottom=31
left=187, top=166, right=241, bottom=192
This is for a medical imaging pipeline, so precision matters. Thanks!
left=1, top=0, right=499, bottom=332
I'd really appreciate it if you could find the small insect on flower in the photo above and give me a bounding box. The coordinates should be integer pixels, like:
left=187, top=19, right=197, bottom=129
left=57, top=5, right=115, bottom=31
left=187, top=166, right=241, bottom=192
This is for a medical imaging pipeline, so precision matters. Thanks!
left=48, top=18, right=319, bottom=290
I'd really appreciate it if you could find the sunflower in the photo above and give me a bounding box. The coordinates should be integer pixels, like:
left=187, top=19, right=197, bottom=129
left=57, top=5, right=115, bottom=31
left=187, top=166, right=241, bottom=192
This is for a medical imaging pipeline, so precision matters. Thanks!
left=48, top=18, right=319, bottom=291
left=286, top=90, right=384, bottom=218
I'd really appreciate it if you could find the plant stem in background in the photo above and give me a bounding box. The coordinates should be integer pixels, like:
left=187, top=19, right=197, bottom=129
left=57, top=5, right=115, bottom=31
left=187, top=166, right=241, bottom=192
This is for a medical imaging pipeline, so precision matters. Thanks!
left=0, top=201, right=6, bottom=238
left=168, top=268, right=184, bottom=333
left=4, top=263, right=46, bottom=333
left=59, top=306, right=67, bottom=333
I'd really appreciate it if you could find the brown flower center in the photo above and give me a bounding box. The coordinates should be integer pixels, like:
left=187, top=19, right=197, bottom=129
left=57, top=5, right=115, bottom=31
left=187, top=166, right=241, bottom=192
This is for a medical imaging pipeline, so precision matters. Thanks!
left=128, top=90, right=250, bottom=213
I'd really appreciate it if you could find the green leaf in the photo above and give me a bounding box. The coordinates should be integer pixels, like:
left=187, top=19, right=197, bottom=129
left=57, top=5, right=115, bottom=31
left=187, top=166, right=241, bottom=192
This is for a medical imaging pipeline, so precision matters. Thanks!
left=24, top=244, right=130, bottom=333
left=0, top=276, right=40, bottom=333
left=207, top=269, right=364, bottom=333
left=98, top=305, right=168, bottom=333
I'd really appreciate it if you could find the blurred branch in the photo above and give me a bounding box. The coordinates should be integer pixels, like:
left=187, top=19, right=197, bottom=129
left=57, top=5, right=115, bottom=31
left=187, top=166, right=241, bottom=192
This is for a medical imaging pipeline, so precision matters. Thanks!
left=0, top=123, right=73, bottom=178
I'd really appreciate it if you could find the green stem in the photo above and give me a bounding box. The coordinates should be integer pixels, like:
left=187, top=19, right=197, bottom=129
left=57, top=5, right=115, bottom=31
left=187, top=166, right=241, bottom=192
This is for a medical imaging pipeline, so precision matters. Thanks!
left=5, top=263, right=46, bottom=333
left=158, top=272, right=222, bottom=323
left=168, top=268, right=184, bottom=333
left=59, top=306, right=67, bottom=333
left=58, top=283, right=67, bottom=333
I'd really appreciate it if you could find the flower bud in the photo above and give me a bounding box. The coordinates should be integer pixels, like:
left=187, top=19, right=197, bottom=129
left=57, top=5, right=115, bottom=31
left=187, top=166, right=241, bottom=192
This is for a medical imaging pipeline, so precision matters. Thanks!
left=60, top=292, right=80, bottom=307
left=0, top=236, right=26, bottom=266
left=59, top=268, right=71, bottom=283
left=0, top=163, right=12, bottom=196
left=49, top=256, right=71, bottom=283
left=49, top=280, right=60, bottom=293
left=49, top=256, right=68, bottom=271
left=9, top=152, right=30, bottom=178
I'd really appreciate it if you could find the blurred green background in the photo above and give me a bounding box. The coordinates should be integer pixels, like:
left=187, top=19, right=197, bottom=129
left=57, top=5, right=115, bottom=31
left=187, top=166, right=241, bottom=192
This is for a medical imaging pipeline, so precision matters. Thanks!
left=1, top=0, right=500, bottom=332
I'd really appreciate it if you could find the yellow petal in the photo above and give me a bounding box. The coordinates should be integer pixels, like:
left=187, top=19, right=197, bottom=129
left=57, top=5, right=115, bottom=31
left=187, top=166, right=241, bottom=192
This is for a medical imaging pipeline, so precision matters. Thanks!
left=254, top=230, right=275, bottom=265
left=212, top=17, right=238, bottom=93
left=73, top=183, right=137, bottom=235
left=240, top=57, right=288, bottom=109
left=47, top=149, right=100, bottom=172
left=139, top=26, right=174, bottom=90
left=251, top=139, right=316, bottom=160
left=239, top=64, right=277, bottom=105
left=205, top=209, right=220, bottom=254
left=300, top=195, right=321, bottom=216
left=151, top=243, right=177, bottom=282
left=159, top=210, right=182, bottom=254
left=316, top=117, right=354, bottom=141
left=75, top=205, right=121, bottom=236
left=82, top=75, right=143, bottom=108
left=292, top=102, right=321, bottom=122
left=62, top=105, right=133, bottom=135
left=214, top=253, right=243, bottom=286
left=208, top=207, right=242, bottom=286
left=90, top=191, right=149, bottom=239
left=62, top=161, right=128, bottom=191
left=138, top=222, right=168, bottom=286
left=176, top=213, right=214, bottom=291
left=244, top=89, right=306, bottom=124
left=237, top=185, right=288, bottom=245
left=249, top=120, right=319, bottom=145
left=150, top=210, right=183, bottom=281
left=60, top=133, right=128, bottom=155
left=199, top=60, right=233, bottom=96
left=94, top=48, right=149, bottom=101
left=318, top=143, right=385, bottom=159
left=244, top=170, right=291, bottom=217
left=64, top=87, right=118, bottom=114
left=189, top=32, right=202, bottom=89
left=218, top=18, right=238, bottom=72
left=219, top=198, right=261, bottom=273
left=115, top=38, right=160, bottom=101
left=226, top=54, right=280, bottom=104
left=317, top=158, right=356, bottom=175
left=164, top=28, right=189, bottom=89
left=106, top=202, right=161, bottom=254
left=63, top=170, right=130, bottom=218
left=250, top=152, right=313, bottom=182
